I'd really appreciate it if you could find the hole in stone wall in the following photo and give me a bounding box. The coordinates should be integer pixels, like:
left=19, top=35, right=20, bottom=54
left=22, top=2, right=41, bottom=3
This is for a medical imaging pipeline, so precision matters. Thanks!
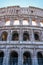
left=1, top=31, right=8, bottom=41
left=34, top=32, right=40, bottom=41
left=23, top=20, right=29, bottom=25
left=5, top=20, right=10, bottom=26
left=0, top=51, right=4, bottom=65
left=37, top=52, right=43, bottom=65
left=9, top=51, right=18, bottom=65
left=23, top=51, right=32, bottom=65
left=23, top=31, right=30, bottom=41
left=40, top=21, right=43, bottom=27
left=12, top=31, right=19, bottom=41
left=13, top=20, right=20, bottom=25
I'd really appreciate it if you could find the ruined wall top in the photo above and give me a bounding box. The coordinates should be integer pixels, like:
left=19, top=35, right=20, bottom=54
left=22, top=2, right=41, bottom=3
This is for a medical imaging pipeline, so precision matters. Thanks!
left=0, top=6, right=43, bottom=17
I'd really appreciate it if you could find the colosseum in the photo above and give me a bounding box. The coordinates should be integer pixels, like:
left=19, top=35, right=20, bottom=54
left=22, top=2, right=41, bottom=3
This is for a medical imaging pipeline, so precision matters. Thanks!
left=0, top=6, right=43, bottom=65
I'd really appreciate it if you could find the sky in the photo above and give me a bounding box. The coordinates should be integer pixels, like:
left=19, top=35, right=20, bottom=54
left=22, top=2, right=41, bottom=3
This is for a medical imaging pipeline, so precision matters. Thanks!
left=0, top=0, right=43, bottom=8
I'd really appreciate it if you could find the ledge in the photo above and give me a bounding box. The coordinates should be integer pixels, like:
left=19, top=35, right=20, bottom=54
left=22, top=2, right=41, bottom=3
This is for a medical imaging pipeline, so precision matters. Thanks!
left=0, top=41, right=43, bottom=45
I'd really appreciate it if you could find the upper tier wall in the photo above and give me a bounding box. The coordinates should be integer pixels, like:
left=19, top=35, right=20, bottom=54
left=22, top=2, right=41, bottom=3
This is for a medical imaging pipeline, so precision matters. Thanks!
left=0, top=6, right=43, bottom=17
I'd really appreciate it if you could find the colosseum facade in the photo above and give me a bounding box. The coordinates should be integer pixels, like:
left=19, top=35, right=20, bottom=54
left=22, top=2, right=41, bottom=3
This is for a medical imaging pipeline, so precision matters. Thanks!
left=0, top=6, right=43, bottom=65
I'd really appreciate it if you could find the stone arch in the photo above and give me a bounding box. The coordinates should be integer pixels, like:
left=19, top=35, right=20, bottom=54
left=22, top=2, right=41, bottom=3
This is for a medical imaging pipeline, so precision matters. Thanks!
left=1, top=31, right=8, bottom=41
left=12, top=31, right=19, bottom=41
left=9, top=51, right=18, bottom=65
left=34, top=32, right=40, bottom=41
left=23, top=51, right=32, bottom=65
left=37, top=52, right=43, bottom=65
left=23, top=31, right=30, bottom=41
left=0, top=51, right=4, bottom=65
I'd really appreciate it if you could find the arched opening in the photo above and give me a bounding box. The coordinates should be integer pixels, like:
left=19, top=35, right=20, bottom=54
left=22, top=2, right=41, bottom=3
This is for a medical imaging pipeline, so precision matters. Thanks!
left=5, top=20, right=10, bottom=26
left=9, top=51, right=18, bottom=65
left=23, top=20, right=29, bottom=25
left=32, top=19, right=37, bottom=26
left=12, top=31, right=19, bottom=41
left=13, top=20, right=20, bottom=25
left=0, top=51, right=4, bottom=65
left=23, top=51, right=32, bottom=65
left=37, top=52, right=43, bottom=65
left=23, top=31, right=30, bottom=41
left=40, top=20, right=43, bottom=27
left=34, top=32, right=40, bottom=41
left=1, top=31, right=8, bottom=41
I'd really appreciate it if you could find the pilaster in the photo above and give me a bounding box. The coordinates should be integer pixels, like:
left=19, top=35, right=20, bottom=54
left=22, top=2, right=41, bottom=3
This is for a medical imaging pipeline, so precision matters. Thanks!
left=7, top=30, right=12, bottom=41
left=19, top=19, right=23, bottom=42
left=19, top=19, right=23, bottom=25
left=19, top=28, right=23, bottom=43
left=32, top=48, right=38, bottom=65
left=1, top=18, right=5, bottom=26
left=18, top=48, right=22, bottom=65
left=10, top=18, right=14, bottom=26
left=3, top=48, right=9, bottom=65
left=29, top=17, right=32, bottom=25
left=31, top=29, right=34, bottom=42
left=3, top=51, right=6, bottom=65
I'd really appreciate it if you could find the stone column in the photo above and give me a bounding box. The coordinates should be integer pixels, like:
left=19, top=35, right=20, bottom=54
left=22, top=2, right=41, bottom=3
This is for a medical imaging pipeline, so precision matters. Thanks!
left=10, top=18, right=14, bottom=26
left=18, top=49, right=22, bottom=65
left=19, top=28, right=23, bottom=43
left=29, top=17, right=32, bottom=25
left=19, top=19, right=23, bottom=25
left=1, top=18, right=5, bottom=26
left=32, top=48, right=38, bottom=65
left=18, top=48, right=22, bottom=65
left=41, top=31, right=43, bottom=41
left=3, top=48, right=9, bottom=65
left=7, top=30, right=12, bottom=41
left=5, top=49, right=9, bottom=65
left=31, top=29, right=34, bottom=42
left=19, top=19, right=23, bottom=42
left=3, top=50, right=6, bottom=65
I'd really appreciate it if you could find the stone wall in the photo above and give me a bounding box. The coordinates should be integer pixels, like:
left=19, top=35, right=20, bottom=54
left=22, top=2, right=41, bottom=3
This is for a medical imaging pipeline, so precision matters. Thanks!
left=0, top=6, right=43, bottom=65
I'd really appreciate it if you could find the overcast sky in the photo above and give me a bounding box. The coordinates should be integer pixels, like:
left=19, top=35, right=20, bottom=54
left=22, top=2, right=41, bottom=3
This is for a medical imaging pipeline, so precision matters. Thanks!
left=0, top=0, right=43, bottom=8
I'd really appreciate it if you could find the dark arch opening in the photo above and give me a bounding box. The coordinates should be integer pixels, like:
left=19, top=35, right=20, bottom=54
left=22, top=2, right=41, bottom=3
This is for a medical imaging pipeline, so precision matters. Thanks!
left=37, top=52, right=43, bottom=65
left=34, top=32, right=39, bottom=41
left=23, top=31, right=30, bottom=41
left=1, top=31, right=8, bottom=41
left=9, top=51, right=18, bottom=65
left=12, top=31, right=19, bottom=41
left=0, top=51, right=4, bottom=65
left=23, top=51, right=32, bottom=65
